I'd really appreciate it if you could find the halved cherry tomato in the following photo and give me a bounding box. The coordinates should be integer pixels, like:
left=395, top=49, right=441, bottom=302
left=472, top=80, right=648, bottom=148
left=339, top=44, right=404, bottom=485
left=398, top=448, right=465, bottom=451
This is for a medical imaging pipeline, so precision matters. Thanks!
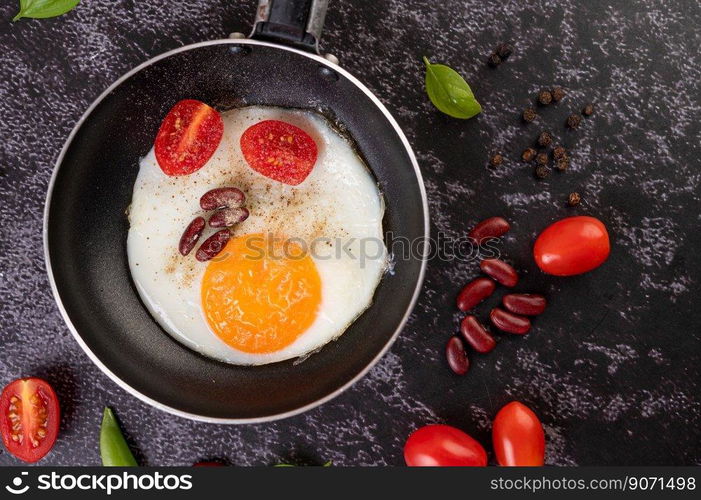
left=154, top=99, right=224, bottom=176
left=533, top=216, right=610, bottom=276
left=0, top=378, right=60, bottom=463
left=492, top=401, right=545, bottom=466
left=404, top=424, right=487, bottom=466
left=240, top=120, right=318, bottom=185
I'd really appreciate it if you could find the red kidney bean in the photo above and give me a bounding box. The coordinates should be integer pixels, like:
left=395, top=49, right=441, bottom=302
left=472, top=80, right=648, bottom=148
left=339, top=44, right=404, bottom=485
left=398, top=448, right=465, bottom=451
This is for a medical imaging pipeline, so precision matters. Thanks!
left=503, top=293, right=547, bottom=316
left=200, top=187, right=245, bottom=211
left=178, top=217, right=206, bottom=256
left=446, top=337, right=470, bottom=375
left=469, top=216, right=510, bottom=243
left=480, top=258, right=519, bottom=287
left=456, top=278, right=496, bottom=311
left=195, top=229, right=231, bottom=262
left=460, top=315, right=497, bottom=353
left=490, top=307, right=531, bottom=335
left=209, top=207, right=250, bottom=228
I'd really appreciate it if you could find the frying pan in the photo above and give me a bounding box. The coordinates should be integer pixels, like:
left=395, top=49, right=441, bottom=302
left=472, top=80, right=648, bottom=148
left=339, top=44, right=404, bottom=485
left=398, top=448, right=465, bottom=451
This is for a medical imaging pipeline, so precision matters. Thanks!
left=44, top=0, right=428, bottom=422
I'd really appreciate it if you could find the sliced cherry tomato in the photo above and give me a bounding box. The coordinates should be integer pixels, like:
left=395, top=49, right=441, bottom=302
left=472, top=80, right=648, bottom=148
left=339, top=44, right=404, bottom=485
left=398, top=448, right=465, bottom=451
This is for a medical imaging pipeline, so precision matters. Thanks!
left=154, top=99, right=224, bottom=176
left=240, top=120, right=318, bottom=185
left=492, top=401, right=545, bottom=466
left=404, top=424, right=487, bottom=466
left=533, top=215, right=610, bottom=276
left=0, top=378, right=60, bottom=463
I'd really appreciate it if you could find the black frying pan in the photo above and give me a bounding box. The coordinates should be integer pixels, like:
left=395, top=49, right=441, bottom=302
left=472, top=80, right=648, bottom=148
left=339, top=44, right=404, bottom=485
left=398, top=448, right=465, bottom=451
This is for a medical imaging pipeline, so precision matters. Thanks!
left=44, top=0, right=428, bottom=422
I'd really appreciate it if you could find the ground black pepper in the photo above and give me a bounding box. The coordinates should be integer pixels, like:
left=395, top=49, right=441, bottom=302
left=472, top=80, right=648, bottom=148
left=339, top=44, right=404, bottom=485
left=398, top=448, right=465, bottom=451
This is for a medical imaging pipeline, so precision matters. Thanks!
left=566, top=113, right=582, bottom=129
left=582, top=104, right=594, bottom=116
left=536, top=152, right=549, bottom=165
left=568, top=192, right=581, bottom=206
left=522, top=108, right=537, bottom=123
left=534, top=165, right=550, bottom=178
left=538, top=89, right=553, bottom=105
left=537, top=131, right=553, bottom=147
left=489, top=154, right=504, bottom=167
left=552, top=87, right=566, bottom=102
left=522, top=148, right=537, bottom=162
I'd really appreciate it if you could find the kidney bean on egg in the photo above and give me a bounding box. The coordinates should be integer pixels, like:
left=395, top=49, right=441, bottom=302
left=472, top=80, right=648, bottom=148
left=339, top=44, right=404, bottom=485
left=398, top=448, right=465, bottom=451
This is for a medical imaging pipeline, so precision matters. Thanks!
left=179, top=217, right=206, bottom=256
left=446, top=337, right=470, bottom=375
left=209, top=207, right=250, bottom=228
left=480, top=258, right=519, bottom=287
left=490, top=308, right=531, bottom=335
left=200, top=187, right=245, bottom=211
left=460, top=315, right=496, bottom=353
left=503, top=294, right=547, bottom=316
left=195, top=229, right=231, bottom=262
left=469, top=216, right=510, bottom=244
left=456, top=278, right=496, bottom=312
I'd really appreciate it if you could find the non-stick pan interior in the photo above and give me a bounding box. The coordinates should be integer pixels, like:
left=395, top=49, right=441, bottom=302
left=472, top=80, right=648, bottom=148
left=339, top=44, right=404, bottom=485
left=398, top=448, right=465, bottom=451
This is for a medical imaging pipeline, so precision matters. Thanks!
left=47, top=41, right=426, bottom=420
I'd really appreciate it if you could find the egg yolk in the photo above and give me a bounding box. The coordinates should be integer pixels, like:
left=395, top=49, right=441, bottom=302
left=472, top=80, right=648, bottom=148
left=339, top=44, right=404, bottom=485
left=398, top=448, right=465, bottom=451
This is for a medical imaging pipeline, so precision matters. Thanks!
left=201, top=233, right=321, bottom=354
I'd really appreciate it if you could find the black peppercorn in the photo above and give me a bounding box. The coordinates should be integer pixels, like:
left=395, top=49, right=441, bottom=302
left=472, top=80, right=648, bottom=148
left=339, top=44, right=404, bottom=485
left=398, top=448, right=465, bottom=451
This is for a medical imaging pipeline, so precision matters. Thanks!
left=521, top=147, right=537, bottom=162
left=489, top=154, right=504, bottom=167
left=537, top=131, right=553, bottom=147
left=536, top=152, right=549, bottom=165
left=495, top=43, right=513, bottom=59
left=538, top=90, right=553, bottom=105
left=568, top=192, right=581, bottom=206
left=553, top=145, right=567, bottom=160
left=522, top=108, right=537, bottom=123
left=534, top=165, right=550, bottom=178
left=566, top=113, right=582, bottom=129
left=582, top=104, right=594, bottom=116
left=552, top=87, right=566, bottom=102
left=555, top=157, right=570, bottom=171
left=487, top=53, right=502, bottom=67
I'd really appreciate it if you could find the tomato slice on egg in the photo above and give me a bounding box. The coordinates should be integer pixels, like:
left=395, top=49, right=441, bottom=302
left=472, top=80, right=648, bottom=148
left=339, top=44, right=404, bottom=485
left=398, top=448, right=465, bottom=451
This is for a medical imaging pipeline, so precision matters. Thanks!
left=154, top=99, right=224, bottom=176
left=240, top=120, right=318, bottom=185
left=0, top=378, right=60, bottom=463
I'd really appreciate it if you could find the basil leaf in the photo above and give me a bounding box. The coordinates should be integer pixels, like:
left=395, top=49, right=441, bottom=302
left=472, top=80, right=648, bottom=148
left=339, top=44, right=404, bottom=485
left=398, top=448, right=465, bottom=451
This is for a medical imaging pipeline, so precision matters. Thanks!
left=13, top=0, right=80, bottom=22
left=100, top=407, right=138, bottom=467
left=423, top=56, right=482, bottom=119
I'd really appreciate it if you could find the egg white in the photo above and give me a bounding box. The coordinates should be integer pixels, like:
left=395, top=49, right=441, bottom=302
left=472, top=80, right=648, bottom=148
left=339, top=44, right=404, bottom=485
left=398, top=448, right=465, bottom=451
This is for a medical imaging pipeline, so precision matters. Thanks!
left=127, top=106, right=387, bottom=365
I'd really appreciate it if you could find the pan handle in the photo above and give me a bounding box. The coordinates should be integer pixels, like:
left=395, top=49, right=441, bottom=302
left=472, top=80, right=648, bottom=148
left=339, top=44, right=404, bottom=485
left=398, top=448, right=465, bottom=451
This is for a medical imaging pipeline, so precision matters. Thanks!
left=250, top=0, right=328, bottom=54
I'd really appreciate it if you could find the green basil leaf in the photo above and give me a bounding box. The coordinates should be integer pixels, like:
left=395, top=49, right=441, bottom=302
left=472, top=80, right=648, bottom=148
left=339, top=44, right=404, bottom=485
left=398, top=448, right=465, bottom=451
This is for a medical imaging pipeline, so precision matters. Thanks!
left=13, top=0, right=80, bottom=22
left=423, top=56, right=482, bottom=119
left=100, top=407, right=138, bottom=467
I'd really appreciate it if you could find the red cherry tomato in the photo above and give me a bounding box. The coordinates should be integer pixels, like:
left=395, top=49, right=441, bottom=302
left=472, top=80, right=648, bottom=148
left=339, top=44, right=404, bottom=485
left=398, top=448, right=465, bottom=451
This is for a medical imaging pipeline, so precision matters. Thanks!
left=0, top=378, right=60, bottom=463
left=193, top=461, right=225, bottom=467
left=533, top=216, right=610, bottom=276
left=492, top=401, right=545, bottom=466
left=404, top=424, right=487, bottom=466
left=240, top=120, right=318, bottom=185
left=154, top=99, right=224, bottom=176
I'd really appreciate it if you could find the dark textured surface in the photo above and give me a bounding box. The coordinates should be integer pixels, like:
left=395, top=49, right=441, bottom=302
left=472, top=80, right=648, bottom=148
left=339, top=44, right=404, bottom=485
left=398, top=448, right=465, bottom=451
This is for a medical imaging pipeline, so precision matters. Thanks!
left=0, top=0, right=699, bottom=466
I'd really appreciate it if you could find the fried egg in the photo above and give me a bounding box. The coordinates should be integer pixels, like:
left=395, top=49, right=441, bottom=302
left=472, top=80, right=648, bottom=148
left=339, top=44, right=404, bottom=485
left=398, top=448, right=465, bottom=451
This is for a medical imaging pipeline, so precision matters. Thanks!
left=127, top=106, right=387, bottom=365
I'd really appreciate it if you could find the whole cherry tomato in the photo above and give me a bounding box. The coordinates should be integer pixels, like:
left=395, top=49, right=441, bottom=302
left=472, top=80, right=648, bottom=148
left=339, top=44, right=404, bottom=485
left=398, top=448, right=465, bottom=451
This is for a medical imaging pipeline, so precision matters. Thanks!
left=0, top=378, right=60, bottom=463
left=155, top=99, right=224, bottom=176
left=533, top=216, right=610, bottom=276
left=404, top=424, right=487, bottom=466
left=492, top=401, right=545, bottom=466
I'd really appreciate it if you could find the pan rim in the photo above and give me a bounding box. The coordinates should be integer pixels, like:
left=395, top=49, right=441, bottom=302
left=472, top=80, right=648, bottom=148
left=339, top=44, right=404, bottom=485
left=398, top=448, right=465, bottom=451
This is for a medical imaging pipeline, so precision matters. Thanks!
left=43, top=38, right=429, bottom=423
